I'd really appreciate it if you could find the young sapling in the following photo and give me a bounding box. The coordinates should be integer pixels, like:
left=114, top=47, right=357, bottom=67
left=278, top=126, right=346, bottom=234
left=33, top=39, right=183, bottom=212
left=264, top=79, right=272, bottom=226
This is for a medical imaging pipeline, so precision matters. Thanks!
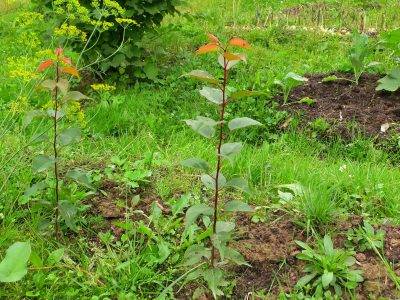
left=181, top=34, right=262, bottom=298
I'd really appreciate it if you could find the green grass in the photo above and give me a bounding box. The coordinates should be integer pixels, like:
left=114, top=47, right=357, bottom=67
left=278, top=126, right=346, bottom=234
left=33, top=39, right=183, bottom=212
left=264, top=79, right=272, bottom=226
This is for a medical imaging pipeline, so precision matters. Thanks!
left=1, top=0, right=400, bottom=298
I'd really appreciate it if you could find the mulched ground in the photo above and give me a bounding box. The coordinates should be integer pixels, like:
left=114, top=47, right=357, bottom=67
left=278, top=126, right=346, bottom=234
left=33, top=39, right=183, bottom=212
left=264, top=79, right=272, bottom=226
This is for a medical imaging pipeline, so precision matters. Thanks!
left=286, top=73, right=400, bottom=136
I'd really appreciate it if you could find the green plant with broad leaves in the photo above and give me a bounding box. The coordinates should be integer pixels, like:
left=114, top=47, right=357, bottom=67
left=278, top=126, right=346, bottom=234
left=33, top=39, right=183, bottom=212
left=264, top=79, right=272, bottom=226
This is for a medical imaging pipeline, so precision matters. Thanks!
left=377, top=28, right=400, bottom=92
left=23, top=48, right=92, bottom=237
left=295, top=235, right=363, bottom=297
left=349, top=32, right=379, bottom=85
left=274, top=72, right=308, bottom=104
left=0, top=242, right=31, bottom=283
left=346, top=221, right=385, bottom=252
left=180, top=34, right=261, bottom=298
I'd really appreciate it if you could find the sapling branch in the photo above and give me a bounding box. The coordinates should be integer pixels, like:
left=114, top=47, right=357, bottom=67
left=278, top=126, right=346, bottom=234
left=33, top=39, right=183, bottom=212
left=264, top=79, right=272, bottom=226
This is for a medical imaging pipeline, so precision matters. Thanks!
left=53, top=60, right=61, bottom=238
left=182, top=34, right=261, bottom=297
left=211, top=55, right=228, bottom=267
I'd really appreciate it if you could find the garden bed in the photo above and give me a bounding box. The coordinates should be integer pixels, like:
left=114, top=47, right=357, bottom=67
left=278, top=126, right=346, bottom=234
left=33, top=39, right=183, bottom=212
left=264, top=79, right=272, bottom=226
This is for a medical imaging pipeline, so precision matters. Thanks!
left=286, top=73, right=400, bottom=136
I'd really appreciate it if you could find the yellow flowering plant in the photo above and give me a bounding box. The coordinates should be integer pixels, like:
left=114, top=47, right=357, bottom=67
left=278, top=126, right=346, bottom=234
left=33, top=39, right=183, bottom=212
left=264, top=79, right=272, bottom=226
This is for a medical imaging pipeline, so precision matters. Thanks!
left=34, top=0, right=182, bottom=82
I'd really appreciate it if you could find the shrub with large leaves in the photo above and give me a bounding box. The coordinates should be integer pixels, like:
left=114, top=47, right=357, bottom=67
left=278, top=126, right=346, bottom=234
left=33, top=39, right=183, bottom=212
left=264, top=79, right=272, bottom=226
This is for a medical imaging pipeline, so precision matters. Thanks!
left=34, top=0, right=182, bottom=81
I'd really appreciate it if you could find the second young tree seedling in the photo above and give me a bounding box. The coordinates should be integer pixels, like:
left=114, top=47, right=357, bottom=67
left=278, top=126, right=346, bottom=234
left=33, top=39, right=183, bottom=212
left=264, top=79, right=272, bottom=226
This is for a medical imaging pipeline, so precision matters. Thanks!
left=180, top=34, right=262, bottom=298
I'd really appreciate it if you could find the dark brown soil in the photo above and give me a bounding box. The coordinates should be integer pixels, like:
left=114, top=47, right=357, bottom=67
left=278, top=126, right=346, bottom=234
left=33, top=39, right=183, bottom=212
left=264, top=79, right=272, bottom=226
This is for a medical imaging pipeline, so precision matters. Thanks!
left=287, top=73, right=400, bottom=136
left=231, top=214, right=400, bottom=299
left=87, top=179, right=169, bottom=241
left=231, top=214, right=305, bottom=298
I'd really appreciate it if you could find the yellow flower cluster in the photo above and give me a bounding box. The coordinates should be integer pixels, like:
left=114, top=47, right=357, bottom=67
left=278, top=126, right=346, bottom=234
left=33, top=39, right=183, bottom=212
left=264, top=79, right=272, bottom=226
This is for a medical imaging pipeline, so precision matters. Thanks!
left=15, top=12, right=43, bottom=26
left=104, top=0, right=125, bottom=15
left=115, top=18, right=137, bottom=25
left=9, top=96, right=30, bottom=115
left=54, top=23, right=87, bottom=42
left=52, top=0, right=136, bottom=33
left=7, top=57, right=37, bottom=82
left=66, top=101, right=86, bottom=127
left=91, top=83, right=116, bottom=92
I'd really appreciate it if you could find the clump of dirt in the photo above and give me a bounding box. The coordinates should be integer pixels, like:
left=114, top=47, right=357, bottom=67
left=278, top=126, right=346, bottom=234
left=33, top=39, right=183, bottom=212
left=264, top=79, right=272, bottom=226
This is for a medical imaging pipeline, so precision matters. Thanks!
left=383, top=225, right=400, bottom=263
left=87, top=179, right=169, bottom=241
left=286, top=73, right=400, bottom=136
left=232, top=214, right=306, bottom=297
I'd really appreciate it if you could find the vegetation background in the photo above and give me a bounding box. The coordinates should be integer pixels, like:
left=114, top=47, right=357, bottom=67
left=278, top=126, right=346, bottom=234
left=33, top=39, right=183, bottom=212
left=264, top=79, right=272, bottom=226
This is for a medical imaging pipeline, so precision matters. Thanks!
left=1, top=0, right=400, bottom=298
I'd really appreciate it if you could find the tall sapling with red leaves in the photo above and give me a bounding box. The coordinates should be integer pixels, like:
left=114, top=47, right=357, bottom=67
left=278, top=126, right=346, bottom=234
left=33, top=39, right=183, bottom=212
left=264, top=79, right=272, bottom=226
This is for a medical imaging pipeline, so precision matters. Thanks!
left=24, top=48, right=91, bottom=237
left=181, top=34, right=262, bottom=298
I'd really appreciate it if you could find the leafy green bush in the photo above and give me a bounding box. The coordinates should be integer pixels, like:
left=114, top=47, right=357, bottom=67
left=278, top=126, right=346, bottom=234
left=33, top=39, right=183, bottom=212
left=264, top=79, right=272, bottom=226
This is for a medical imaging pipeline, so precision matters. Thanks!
left=34, top=0, right=182, bottom=82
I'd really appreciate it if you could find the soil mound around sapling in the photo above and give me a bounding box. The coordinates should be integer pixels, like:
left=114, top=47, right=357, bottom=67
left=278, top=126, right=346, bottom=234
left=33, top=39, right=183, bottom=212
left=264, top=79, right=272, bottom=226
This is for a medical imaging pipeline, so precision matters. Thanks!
left=286, top=73, right=400, bottom=136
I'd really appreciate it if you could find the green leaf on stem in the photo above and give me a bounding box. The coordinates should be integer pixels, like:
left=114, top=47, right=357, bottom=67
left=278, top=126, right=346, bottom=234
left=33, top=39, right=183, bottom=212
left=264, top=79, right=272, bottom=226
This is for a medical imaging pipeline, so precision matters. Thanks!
left=46, top=110, right=65, bottom=120
left=220, top=142, right=242, bottom=162
left=66, top=168, right=93, bottom=189
left=203, top=268, right=227, bottom=298
left=185, top=116, right=217, bottom=138
left=184, top=204, right=213, bottom=230
left=59, top=127, right=81, bottom=146
left=56, top=79, right=69, bottom=95
left=181, top=158, right=210, bottom=172
left=22, top=110, right=46, bottom=128
left=182, top=70, right=219, bottom=84
left=32, top=155, right=55, bottom=172
left=41, top=79, right=57, bottom=91
left=228, top=117, right=262, bottom=130
left=199, top=86, right=224, bottom=104
left=181, top=244, right=210, bottom=267
left=227, top=178, right=250, bottom=193
left=59, top=201, right=78, bottom=231
left=216, top=221, right=235, bottom=233
left=201, top=173, right=226, bottom=190
left=224, top=200, right=253, bottom=212
left=63, top=91, right=89, bottom=102
left=0, top=242, right=31, bottom=283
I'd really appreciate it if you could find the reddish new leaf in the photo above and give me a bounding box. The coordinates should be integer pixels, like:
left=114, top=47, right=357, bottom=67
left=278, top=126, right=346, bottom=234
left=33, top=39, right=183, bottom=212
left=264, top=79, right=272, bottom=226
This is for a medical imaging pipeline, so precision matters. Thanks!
left=223, top=52, right=242, bottom=61
left=196, top=43, right=219, bottom=54
left=207, top=33, right=219, bottom=44
left=54, top=48, right=64, bottom=57
left=38, top=59, right=54, bottom=72
left=61, top=66, right=79, bottom=77
left=229, top=37, right=251, bottom=49
left=61, top=56, right=72, bottom=65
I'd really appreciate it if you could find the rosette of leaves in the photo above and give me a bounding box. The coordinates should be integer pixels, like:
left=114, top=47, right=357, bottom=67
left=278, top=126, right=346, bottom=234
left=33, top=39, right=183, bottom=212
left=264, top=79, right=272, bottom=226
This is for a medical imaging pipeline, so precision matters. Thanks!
left=180, top=34, right=262, bottom=298
left=295, top=235, right=363, bottom=297
left=23, top=48, right=92, bottom=237
left=34, top=0, right=182, bottom=82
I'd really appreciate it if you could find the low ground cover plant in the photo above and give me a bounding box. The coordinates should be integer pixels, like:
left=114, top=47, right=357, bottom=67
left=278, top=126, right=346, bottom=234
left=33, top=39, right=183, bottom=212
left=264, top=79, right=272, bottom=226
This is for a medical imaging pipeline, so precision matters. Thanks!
left=295, top=235, right=363, bottom=297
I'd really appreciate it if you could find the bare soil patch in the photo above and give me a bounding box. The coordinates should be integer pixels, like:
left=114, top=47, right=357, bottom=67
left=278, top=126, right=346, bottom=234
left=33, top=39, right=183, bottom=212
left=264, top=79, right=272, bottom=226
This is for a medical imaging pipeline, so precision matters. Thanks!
left=286, top=73, right=400, bottom=136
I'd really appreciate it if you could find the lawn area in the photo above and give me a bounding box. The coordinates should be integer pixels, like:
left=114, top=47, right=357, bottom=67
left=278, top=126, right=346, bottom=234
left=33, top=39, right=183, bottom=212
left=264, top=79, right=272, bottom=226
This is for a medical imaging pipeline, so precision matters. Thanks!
left=1, top=0, right=400, bottom=299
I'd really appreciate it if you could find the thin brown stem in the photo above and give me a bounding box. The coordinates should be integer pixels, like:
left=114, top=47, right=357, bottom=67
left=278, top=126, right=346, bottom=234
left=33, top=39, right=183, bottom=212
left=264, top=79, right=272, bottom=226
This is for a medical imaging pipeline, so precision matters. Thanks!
left=211, top=53, right=229, bottom=267
left=54, top=61, right=60, bottom=238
